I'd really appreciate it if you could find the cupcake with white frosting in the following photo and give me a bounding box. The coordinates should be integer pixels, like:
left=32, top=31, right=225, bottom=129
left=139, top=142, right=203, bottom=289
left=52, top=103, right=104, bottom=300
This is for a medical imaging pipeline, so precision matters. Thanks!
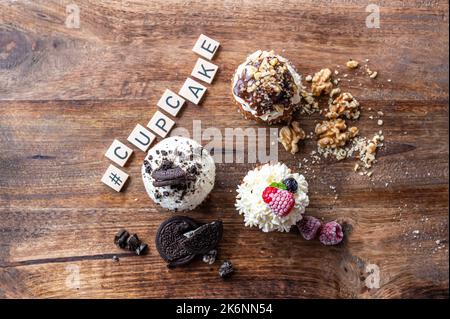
left=235, top=163, right=309, bottom=232
left=142, top=137, right=215, bottom=212
left=231, top=50, right=303, bottom=124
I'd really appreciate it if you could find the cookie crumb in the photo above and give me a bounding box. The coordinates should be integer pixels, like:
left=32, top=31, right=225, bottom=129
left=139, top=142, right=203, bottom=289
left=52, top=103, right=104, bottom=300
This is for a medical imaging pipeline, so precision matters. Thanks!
left=219, top=260, right=234, bottom=279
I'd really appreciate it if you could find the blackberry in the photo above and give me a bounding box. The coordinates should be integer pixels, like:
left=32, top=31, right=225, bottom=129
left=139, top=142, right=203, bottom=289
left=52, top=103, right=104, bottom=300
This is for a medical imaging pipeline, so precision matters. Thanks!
left=283, top=177, right=298, bottom=193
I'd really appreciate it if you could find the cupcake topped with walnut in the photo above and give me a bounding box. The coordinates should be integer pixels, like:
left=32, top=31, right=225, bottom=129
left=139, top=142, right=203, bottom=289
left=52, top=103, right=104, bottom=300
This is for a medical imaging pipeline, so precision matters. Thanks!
left=232, top=50, right=303, bottom=124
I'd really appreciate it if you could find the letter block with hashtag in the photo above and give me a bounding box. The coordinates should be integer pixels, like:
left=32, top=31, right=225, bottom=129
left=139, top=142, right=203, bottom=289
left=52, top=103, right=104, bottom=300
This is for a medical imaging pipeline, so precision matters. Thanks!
left=101, top=164, right=129, bottom=192
left=105, top=139, right=133, bottom=167
left=191, top=58, right=218, bottom=84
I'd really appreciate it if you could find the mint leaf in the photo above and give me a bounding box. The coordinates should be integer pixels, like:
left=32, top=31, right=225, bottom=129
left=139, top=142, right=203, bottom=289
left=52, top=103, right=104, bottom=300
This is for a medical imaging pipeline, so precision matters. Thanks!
left=269, top=182, right=287, bottom=190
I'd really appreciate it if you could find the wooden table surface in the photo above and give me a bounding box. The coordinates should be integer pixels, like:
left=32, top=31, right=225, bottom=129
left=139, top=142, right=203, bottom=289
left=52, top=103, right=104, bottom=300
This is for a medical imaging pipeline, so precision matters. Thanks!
left=0, top=0, right=448, bottom=299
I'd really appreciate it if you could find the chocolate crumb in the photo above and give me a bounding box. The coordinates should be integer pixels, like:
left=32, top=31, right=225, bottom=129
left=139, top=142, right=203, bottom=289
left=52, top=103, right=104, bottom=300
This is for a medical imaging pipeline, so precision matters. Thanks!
left=114, top=229, right=130, bottom=249
left=126, top=234, right=141, bottom=251
left=219, top=260, right=234, bottom=279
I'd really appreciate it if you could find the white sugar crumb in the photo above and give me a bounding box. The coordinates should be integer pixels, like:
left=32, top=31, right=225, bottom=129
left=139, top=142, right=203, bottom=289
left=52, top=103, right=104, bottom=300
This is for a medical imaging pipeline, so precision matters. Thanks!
left=377, top=119, right=383, bottom=126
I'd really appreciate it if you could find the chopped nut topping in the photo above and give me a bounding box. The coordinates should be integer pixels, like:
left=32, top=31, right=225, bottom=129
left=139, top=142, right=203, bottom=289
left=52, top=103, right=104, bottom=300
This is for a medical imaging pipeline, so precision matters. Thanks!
left=233, top=50, right=299, bottom=116
left=315, top=119, right=359, bottom=148
left=300, top=89, right=319, bottom=115
left=360, top=133, right=384, bottom=168
left=365, top=66, right=378, bottom=79
left=279, top=121, right=306, bottom=154
left=326, top=92, right=360, bottom=120
left=311, top=68, right=333, bottom=96
left=330, top=88, right=341, bottom=98
left=305, top=75, right=312, bottom=82
left=346, top=60, right=359, bottom=69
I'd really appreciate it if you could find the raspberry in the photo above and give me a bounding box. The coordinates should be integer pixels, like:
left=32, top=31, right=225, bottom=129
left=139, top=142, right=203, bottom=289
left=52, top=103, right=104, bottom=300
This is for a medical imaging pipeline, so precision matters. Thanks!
left=283, top=177, right=298, bottom=193
left=268, top=190, right=295, bottom=216
left=297, top=216, right=322, bottom=240
left=262, top=186, right=279, bottom=204
left=319, top=221, right=344, bottom=245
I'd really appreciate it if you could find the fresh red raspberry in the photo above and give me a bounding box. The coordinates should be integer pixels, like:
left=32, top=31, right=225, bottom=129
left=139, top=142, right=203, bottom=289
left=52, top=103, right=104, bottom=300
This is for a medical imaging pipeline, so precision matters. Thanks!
left=268, top=190, right=295, bottom=216
left=262, top=186, right=279, bottom=204
left=297, top=216, right=322, bottom=240
left=319, top=221, right=344, bottom=245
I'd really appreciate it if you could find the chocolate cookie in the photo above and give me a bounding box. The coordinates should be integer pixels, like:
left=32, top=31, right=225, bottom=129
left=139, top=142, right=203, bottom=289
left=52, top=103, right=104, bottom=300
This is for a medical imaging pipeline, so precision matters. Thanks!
left=155, top=216, right=199, bottom=268
left=181, top=220, right=223, bottom=255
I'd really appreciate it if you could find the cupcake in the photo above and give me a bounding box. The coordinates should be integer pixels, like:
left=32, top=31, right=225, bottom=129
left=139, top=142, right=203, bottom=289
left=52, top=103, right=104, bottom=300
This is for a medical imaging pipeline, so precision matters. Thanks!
left=142, top=137, right=215, bottom=212
left=235, top=163, right=309, bottom=232
left=231, top=50, right=302, bottom=124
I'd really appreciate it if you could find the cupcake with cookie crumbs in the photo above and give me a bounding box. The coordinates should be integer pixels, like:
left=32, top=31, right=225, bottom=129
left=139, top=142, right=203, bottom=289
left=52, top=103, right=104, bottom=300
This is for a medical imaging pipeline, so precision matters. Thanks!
left=231, top=50, right=303, bottom=124
left=142, top=137, right=215, bottom=212
left=235, top=163, right=309, bottom=232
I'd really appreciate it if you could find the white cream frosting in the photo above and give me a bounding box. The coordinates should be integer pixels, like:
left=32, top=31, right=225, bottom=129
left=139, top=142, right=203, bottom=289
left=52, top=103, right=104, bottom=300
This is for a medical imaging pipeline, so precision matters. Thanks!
left=235, top=163, right=309, bottom=232
left=232, top=50, right=303, bottom=122
left=142, top=137, right=215, bottom=212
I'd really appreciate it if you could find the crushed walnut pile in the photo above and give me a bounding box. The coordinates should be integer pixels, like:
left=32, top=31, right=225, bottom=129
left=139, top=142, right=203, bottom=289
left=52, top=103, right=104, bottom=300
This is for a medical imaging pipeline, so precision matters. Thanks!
left=278, top=58, right=385, bottom=176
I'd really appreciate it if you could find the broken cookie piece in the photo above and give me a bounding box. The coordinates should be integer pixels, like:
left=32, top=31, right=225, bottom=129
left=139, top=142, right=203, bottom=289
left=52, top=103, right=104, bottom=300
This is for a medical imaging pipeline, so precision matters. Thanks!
left=182, top=220, right=223, bottom=255
left=155, top=216, right=199, bottom=268
left=155, top=216, right=223, bottom=268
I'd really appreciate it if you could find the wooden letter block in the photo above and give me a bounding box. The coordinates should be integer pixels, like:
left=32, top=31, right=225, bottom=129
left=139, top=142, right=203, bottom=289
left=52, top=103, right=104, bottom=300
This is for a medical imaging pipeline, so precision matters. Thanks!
left=147, top=111, right=175, bottom=138
left=127, top=124, right=156, bottom=152
left=101, top=164, right=129, bottom=192
left=105, top=139, right=133, bottom=167
left=191, top=58, right=218, bottom=84
left=192, top=34, right=220, bottom=60
left=179, top=78, right=207, bottom=105
left=157, top=89, right=186, bottom=117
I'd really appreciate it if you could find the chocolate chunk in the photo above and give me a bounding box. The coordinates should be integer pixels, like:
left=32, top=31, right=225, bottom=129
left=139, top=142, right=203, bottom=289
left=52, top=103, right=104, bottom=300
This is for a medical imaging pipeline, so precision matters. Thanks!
left=135, top=243, right=148, bottom=256
left=114, top=229, right=130, bottom=249
left=126, top=234, right=141, bottom=251
left=181, top=220, right=223, bottom=255
left=219, top=260, right=234, bottom=279
left=155, top=216, right=199, bottom=267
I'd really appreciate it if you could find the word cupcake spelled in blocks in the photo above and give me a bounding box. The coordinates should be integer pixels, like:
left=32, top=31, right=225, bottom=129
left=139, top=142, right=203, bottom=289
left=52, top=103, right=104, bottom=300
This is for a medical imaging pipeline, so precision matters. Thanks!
left=102, top=34, right=220, bottom=192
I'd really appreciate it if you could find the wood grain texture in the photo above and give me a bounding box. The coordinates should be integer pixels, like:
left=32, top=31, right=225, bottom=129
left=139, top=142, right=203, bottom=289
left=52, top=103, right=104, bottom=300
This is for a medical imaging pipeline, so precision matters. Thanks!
left=0, top=0, right=448, bottom=298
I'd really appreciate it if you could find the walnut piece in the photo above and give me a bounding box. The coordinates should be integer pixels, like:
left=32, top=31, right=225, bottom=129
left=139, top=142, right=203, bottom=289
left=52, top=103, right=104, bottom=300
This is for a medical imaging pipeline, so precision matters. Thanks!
left=326, top=92, right=360, bottom=120
left=311, top=68, right=333, bottom=96
left=315, top=119, right=359, bottom=148
left=361, top=133, right=383, bottom=168
left=346, top=60, right=359, bottom=69
left=279, top=121, right=306, bottom=154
